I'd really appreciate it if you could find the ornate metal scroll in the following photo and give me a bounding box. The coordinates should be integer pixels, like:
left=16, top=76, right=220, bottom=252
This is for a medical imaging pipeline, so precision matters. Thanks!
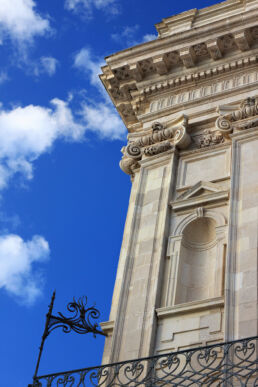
left=31, top=292, right=106, bottom=385
left=48, top=295, right=105, bottom=337
left=32, top=335, right=258, bottom=386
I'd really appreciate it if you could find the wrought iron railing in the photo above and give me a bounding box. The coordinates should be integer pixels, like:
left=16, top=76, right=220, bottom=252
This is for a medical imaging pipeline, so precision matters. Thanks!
left=32, top=336, right=257, bottom=386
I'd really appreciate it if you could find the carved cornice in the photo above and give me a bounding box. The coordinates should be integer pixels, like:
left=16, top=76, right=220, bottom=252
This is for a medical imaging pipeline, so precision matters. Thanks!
left=141, top=54, right=257, bottom=98
left=100, top=0, right=258, bottom=129
left=104, top=27, right=258, bottom=84
left=101, top=28, right=258, bottom=127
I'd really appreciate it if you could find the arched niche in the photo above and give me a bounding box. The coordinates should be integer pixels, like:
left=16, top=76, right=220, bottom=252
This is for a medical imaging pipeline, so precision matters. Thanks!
left=175, top=217, right=218, bottom=304
left=165, top=209, right=227, bottom=307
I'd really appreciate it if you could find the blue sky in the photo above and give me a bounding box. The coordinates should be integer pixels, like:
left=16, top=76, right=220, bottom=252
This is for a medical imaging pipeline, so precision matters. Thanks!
left=0, top=0, right=221, bottom=385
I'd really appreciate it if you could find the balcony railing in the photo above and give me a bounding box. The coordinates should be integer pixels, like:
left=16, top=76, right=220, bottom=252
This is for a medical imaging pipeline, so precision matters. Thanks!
left=32, top=336, right=257, bottom=386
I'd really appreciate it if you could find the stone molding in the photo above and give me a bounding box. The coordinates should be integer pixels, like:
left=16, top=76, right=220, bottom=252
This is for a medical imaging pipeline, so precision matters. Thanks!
left=100, top=320, right=114, bottom=336
left=100, top=16, right=258, bottom=126
left=156, top=297, right=224, bottom=318
left=177, top=181, right=225, bottom=200
left=148, top=69, right=258, bottom=114
left=155, top=0, right=253, bottom=38
left=171, top=208, right=227, bottom=241
left=165, top=208, right=227, bottom=309
left=170, top=191, right=229, bottom=212
left=170, top=180, right=229, bottom=212
left=146, top=57, right=257, bottom=100
left=102, top=27, right=258, bottom=86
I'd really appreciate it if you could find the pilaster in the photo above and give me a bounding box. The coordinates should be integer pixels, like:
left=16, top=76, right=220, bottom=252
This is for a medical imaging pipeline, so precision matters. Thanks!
left=225, top=128, right=258, bottom=340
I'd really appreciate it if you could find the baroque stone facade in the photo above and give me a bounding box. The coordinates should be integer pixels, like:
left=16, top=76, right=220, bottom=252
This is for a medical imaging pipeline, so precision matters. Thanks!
left=100, top=0, right=258, bottom=364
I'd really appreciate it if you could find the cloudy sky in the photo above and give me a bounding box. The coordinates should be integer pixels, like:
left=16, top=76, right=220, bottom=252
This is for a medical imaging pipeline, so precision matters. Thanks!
left=0, top=0, right=220, bottom=385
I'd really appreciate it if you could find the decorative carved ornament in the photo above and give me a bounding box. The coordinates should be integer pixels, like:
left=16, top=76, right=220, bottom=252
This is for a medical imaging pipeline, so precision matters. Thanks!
left=119, top=97, right=258, bottom=177
left=108, top=27, right=257, bottom=84
left=198, top=130, right=224, bottom=148
left=120, top=115, right=190, bottom=176
left=216, top=96, right=258, bottom=133
left=143, top=141, right=172, bottom=157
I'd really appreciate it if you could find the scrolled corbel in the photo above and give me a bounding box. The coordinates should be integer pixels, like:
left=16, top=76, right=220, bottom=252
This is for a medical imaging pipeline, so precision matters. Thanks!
left=215, top=116, right=232, bottom=137
left=125, top=142, right=142, bottom=160
left=174, top=126, right=191, bottom=149
left=119, top=143, right=142, bottom=176
left=119, top=157, right=139, bottom=175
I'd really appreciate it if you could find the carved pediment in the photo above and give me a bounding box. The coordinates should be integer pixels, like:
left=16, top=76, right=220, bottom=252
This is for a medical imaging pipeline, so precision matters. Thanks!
left=170, top=181, right=229, bottom=211
left=177, top=181, right=224, bottom=200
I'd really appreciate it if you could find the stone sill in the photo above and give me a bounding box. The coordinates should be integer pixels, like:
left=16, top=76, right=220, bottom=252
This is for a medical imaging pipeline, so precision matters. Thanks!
left=156, top=297, right=224, bottom=319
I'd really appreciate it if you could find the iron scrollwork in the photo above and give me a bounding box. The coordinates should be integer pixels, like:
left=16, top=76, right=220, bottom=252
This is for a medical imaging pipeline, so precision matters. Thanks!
left=31, top=292, right=106, bottom=385
left=48, top=296, right=105, bottom=337
left=33, top=335, right=258, bottom=386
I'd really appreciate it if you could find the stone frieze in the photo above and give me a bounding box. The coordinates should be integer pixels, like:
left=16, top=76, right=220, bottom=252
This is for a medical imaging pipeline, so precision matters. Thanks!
left=150, top=71, right=258, bottom=113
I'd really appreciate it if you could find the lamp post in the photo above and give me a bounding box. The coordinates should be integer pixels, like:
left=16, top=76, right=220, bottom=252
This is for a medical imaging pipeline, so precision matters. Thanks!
left=30, top=291, right=106, bottom=386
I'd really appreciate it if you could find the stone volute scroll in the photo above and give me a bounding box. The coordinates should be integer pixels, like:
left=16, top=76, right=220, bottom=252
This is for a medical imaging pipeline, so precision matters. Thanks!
left=216, top=96, right=258, bottom=133
left=174, top=125, right=191, bottom=149
left=119, top=114, right=192, bottom=176
left=119, top=143, right=141, bottom=176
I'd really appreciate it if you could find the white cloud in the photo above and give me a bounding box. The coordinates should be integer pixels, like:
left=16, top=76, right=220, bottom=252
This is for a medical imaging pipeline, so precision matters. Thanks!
left=0, top=234, right=50, bottom=305
left=0, top=92, right=124, bottom=303
left=0, top=212, right=20, bottom=230
left=142, top=33, right=157, bottom=43
left=65, top=0, right=119, bottom=18
left=74, top=48, right=126, bottom=139
left=0, top=47, right=125, bottom=305
left=33, top=56, right=59, bottom=77
left=0, top=71, right=8, bottom=84
left=0, top=98, right=85, bottom=190
left=111, top=26, right=157, bottom=47
left=0, top=0, right=50, bottom=44
left=0, top=47, right=126, bottom=189
left=74, top=48, right=104, bottom=89
left=81, top=103, right=126, bottom=140
left=111, top=25, right=139, bottom=45
left=0, top=93, right=125, bottom=190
